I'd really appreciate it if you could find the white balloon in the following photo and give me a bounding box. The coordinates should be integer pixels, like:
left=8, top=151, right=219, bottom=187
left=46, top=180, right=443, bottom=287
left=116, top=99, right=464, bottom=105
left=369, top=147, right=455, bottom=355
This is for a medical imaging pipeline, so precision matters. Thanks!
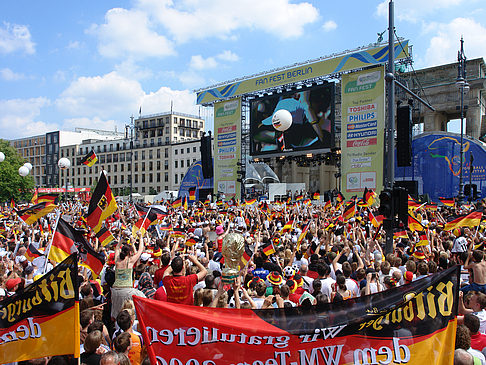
left=58, top=158, right=71, bottom=169
left=0, top=152, right=4, bottom=163
left=19, top=166, right=30, bottom=176
left=272, top=109, right=293, bottom=132
left=24, top=162, right=33, bottom=171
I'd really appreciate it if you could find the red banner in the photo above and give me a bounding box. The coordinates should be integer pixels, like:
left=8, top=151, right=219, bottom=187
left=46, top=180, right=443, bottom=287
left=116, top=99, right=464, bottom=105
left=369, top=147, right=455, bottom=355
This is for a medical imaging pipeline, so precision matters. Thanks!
left=134, top=266, right=459, bottom=365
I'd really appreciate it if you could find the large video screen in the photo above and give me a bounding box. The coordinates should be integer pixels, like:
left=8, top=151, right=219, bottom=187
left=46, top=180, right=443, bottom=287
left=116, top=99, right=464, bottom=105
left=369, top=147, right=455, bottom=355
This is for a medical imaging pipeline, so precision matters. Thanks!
left=250, top=83, right=335, bottom=156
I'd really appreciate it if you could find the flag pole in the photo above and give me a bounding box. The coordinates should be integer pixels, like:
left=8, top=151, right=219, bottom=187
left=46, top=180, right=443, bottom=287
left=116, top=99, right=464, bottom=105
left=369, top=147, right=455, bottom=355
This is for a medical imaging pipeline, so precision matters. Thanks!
left=42, top=210, right=62, bottom=274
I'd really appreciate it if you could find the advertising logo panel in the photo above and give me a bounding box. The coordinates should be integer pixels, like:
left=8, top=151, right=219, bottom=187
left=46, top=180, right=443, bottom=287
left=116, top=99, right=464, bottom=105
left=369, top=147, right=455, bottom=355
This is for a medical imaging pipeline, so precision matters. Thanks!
left=341, top=66, right=385, bottom=197
left=214, top=98, right=241, bottom=199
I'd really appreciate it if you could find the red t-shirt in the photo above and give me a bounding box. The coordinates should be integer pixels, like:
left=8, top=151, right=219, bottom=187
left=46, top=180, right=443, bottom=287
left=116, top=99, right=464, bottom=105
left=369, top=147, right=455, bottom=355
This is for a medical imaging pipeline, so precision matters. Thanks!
left=162, top=274, right=198, bottom=305
left=154, top=286, right=167, bottom=301
left=471, top=332, right=486, bottom=352
left=153, top=265, right=169, bottom=288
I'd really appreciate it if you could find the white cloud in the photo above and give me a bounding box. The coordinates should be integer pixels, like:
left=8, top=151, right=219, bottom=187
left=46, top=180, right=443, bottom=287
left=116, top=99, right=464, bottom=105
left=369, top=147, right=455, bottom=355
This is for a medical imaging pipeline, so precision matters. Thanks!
left=62, top=117, right=118, bottom=132
left=87, top=7, right=175, bottom=59
left=114, top=59, right=154, bottom=80
left=190, top=55, right=218, bottom=70
left=217, top=50, right=239, bottom=62
left=0, top=68, right=25, bottom=81
left=56, top=72, right=145, bottom=119
left=0, top=97, right=55, bottom=139
left=322, top=20, right=337, bottom=32
left=67, top=40, right=81, bottom=49
left=141, top=86, right=199, bottom=116
left=136, top=0, right=319, bottom=42
left=423, top=17, right=486, bottom=67
left=376, top=0, right=467, bottom=22
left=0, top=22, right=35, bottom=54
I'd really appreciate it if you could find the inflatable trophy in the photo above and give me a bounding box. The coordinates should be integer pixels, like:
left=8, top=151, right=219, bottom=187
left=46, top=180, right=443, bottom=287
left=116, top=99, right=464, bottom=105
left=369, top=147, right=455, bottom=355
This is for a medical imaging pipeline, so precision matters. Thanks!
left=221, top=232, right=245, bottom=284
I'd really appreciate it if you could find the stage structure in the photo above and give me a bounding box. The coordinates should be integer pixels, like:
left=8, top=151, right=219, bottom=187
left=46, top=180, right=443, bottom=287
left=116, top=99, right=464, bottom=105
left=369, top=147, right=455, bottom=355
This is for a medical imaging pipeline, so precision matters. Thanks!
left=196, top=41, right=411, bottom=200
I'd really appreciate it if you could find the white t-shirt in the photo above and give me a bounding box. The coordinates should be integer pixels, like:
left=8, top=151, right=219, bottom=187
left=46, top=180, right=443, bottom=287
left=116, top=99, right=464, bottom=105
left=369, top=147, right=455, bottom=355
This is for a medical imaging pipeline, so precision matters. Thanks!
left=320, top=277, right=335, bottom=300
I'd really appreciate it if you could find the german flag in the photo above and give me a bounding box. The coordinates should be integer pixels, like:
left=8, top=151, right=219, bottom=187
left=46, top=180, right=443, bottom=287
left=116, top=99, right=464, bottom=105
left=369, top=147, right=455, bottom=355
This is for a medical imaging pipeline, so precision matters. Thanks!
left=313, top=192, right=320, bottom=200
left=444, top=211, right=482, bottom=231
left=37, top=194, right=59, bottom=205
left=416, top=232, right=429, bottom=246
left=323, top=199, right=331, bottom=210
left=25, top=243, right=44, bottom=262
left=77, top=236, right=105, bottom=279
left=303, top=199, right=311, bottom=206
left=95, top=227, right=115, bottom=247
left=16, top=202, right=57, bottom=225
left=81, top=150, right=98, bottom=167
left=343, top=202, right=356, bottom=221
left=204, top=199, right=210, bottom=206
left=295, top=195, right=303, bottom=201
left=296, top=223, right=309, bottom=251
left=171, top=228, right=185, bottom=238
left=31, top=190, right=38, bottom=205
left=132, top=208, right=157, bottom=236
left=439, top=197, right=455, bottom=207
left=135, top=203, right=149, bottom=217
left=172, top=198, right=182, bottom=208
left=183, top=197, right=188, bottom=210
left=407, top=195, right=422, bottom=210
left=336, top=192, right=345, bottom=203
left=245, top=198, right=257, bottom=206
left=281, top=220, right=293, bottom=233
left=86, top=173, right=117, bottom=233
left=369, top=211, right=384, bottom=228
left=286, top=197, right=291, bottom=205
left=241, top=245, right=254, bottom=267
left=160, top=223, right=172, bottom=231
left=261, top=241, right=275, bottom=256
left=185, top=238, right=197, bottom=247
left=188, top=187, right=196, bottom=201
left=393, top=229, right=408, bottom=239
left=49, top=218, right=84, bottom=263
left=426, top=203, right=438, bottom=212
left=10, top=198, right=15, bottom=209
left=357, top=199, right=368, bottom=208
left=408, top=214, right=424, bottom=232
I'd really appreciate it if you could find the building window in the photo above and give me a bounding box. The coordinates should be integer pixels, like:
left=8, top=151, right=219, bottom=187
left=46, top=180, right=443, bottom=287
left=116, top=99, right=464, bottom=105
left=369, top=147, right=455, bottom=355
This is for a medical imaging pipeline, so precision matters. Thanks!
left=181, top=160, right=184, bottom=168
left=157, top=149, right=161, bottom=158
left=149, top=173, right=153, bottom=183
left=175, top=149, right=178, bottom=155
left=135, top=163, right=138, bottom=172
left=187, top=148, right=190, bottom=153
left=164, top=172, right=169, bottom=182
left=107, top=154, right=112, bottom=163
left=149, top=150, right=153, bottom=159
left=187, top=159, right=190, bottom=167
left=175, top=174, right=178, bottom=184
left=165, top=148, right=169, bottom=158
left=142, top=151, right=145, bottom=159
left=135, top=175, right=138, bottom=183
left=193, top=147, right=197, bottom=153
left=157, top=173, right=160, bottom=182
left=157, top=161, right=161, bottom=170
left=142, top=174, right=145, bottom=183
left=164, top=160, right=168, bottom=170
left=175, top=160, right=178, bottom=168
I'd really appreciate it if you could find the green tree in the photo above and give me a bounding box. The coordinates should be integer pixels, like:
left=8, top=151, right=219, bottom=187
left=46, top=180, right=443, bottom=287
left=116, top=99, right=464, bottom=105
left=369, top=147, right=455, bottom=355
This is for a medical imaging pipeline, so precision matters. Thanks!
left=0, top=139, right=35, bottom=203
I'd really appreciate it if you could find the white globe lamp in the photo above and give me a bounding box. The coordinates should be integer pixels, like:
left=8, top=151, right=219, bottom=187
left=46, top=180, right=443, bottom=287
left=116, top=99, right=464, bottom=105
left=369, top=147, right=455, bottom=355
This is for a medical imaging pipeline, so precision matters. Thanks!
left=58, top=158, right=71, bottom=170
left=24, top=162, right=33, bottom=171
left=0, top=152, right=5, bottom=163
left=19, top=165, right=30, bottom=177
left=272, top=109, right=293, bottom=132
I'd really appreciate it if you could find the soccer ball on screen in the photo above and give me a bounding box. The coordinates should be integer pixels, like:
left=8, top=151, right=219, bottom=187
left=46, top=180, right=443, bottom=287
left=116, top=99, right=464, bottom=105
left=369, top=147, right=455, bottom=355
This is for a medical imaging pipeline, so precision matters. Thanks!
left=272, top=109, right=292, bottom=132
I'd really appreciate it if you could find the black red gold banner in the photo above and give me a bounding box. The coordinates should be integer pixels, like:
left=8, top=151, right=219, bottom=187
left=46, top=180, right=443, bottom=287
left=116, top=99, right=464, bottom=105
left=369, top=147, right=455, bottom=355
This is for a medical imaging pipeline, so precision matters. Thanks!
left=134, top=266, right=459, bottom=365
left=0, top=254, right=79, bottom=363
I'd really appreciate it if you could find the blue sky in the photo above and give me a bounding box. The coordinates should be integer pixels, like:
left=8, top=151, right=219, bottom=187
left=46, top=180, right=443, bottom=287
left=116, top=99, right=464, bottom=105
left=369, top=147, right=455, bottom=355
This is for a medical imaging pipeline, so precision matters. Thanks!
left=1, top=0, right=485, bottom=139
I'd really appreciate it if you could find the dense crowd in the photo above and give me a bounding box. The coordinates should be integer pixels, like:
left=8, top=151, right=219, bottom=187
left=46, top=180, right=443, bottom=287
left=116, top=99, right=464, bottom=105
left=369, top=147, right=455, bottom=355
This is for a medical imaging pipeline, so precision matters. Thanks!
left=2, top=192, right=486, bottom=365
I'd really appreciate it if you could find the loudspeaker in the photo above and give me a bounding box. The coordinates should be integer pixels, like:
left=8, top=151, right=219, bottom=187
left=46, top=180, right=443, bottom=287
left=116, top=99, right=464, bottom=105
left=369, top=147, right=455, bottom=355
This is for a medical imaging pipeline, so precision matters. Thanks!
left=393, top=186, right=408, bottom=227
left=396, top=105, right=412, bottom=167
left=394, top=180, right=418, bottom=199
left=464, top=184, right=477, bottom=199
left=200, top=135, right=213, bottom=179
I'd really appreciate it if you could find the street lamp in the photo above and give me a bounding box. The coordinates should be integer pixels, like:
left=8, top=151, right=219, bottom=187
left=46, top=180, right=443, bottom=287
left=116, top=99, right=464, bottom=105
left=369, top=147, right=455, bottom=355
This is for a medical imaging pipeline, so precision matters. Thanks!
left=125, top=115, right=138, bottom=203
left=58, top=157, right=71, bottom=201
left=456, top=36, right=469, bottom=205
